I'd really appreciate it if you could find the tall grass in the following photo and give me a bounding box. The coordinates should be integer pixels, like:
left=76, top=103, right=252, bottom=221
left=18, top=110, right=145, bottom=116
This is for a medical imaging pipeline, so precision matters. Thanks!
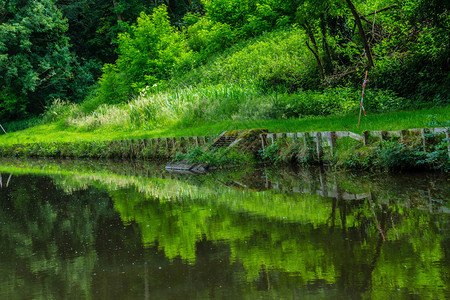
left=43, top=80, right=443, bottom=135
left=66, top=104, right=131, bottom=130
left=61, top=83, right=265, bottom=131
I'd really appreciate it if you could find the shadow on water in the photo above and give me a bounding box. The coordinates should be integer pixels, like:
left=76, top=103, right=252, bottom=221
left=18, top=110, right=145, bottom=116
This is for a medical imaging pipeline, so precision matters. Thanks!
left=0, top=158, right=448, bottom=299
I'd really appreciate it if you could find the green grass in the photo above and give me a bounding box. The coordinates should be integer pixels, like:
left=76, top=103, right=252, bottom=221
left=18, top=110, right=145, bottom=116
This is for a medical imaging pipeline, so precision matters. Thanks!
left=0, top=106, right=447, bottom=146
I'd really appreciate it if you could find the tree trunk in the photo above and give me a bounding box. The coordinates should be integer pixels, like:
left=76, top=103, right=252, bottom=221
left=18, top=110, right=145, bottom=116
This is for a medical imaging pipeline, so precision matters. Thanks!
left=164, top=0, right=177, bottom=13
left=345, top=0, right=375, bottom=69
left=112, top=0, right=123, bottom=22
left=320, top=14, right=333, bottom=73
left=303, top=23, right=325, bottom=80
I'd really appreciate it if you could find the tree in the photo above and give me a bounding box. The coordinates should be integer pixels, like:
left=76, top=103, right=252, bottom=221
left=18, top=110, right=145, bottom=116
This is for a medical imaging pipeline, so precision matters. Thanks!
left=0, top=0, right=83, bottom=120
left=91, top=5, right=193, bottom=107
left=344, top=0, right=374, bottom=69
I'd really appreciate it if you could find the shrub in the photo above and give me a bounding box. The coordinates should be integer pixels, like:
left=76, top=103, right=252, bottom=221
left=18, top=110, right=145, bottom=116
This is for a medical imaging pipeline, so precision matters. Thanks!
left=271, top=88, right=358, bottom=118
left=175, top=146, right=254, bottom=166
left=375, top=140, right=425, bottom=171
left=2, top=117, right=41, bottom=133
left=185, top=17, right=236, bottom=58
left=82, top=64, right=131, bottom=112
left=260, top=141, right=280, bottom=163
left=91, top=5, right=194, bottom=108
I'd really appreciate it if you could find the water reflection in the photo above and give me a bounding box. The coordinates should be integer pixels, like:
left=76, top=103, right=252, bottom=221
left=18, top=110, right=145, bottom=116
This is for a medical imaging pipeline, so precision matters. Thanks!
left=0, top=159, right=448, bottom=298
left=0, top=173, right=12, bottom=188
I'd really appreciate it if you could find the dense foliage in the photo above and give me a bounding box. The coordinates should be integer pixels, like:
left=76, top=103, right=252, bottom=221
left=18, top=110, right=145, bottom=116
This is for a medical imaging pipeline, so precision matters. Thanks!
left=0, top=0, right=90, bottom=120
left=0, top=0, right=448, bottom=127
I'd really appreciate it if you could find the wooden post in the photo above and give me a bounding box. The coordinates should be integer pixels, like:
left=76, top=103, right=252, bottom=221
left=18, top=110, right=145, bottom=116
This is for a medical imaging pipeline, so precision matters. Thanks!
left=319, top=168, right=328, bottom=197
left=128, top=140, right=133, bottom=157
left=421, top=129, right=427, bottom=151
left=134, top=139, right=139, bottom=155
left=152, top=139, right=157, bottom=154
left=266, top=133, right=274, bottom=145
left=362, top=131, right=369, bottom=146
left=179, top=137, right=185, bottom=149
left=260, top=134, right=266, bottom=151
left=400, top=130, right=408, bottom=143
left=327, top=131, right=337, bottom=154
left=447, top=130, right=450, bottom=158
left=315, top=132, right=323, bottom=161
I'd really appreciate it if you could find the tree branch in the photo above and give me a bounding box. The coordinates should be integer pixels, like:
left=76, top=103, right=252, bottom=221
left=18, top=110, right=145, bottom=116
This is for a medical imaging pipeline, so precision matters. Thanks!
left=361, top=5, right=398, bottom=24
left=305, top=40, right=325, bottom=80
left=367, top=5, right=397, bottom=17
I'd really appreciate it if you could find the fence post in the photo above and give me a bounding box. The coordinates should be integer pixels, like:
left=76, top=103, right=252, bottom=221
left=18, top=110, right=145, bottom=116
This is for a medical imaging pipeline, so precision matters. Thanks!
left=447, top=130, right=450, bottom=158
left=327, top=131, right=337, bottom=154
left=314, top=132, right=323, bottom=161
left=420, top=129, right=427, bottom=151
left=266, top=133, right=274, bottom=145
left=362, top=131, right=369, bottom=146
left=260, top=134, right=266, bottom=151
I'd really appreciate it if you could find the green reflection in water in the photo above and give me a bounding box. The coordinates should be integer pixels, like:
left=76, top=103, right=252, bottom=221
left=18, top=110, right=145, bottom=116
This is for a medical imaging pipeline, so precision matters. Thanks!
left=0, top=158, right=448, bottom=298
left=0, top=174, right=106, bottom=299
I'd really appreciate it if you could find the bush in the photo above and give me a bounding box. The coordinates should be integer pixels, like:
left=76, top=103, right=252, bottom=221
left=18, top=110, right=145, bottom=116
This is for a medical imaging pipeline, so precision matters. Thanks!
left=185, top=16, right=236, bottom=58
left=375, top=140, right=425, bottom=171
left=175, top=146, right=254, bottom=166
left=2, top=117, right=41, bottom=133
left=82, top=64, right=131, bottom=112
left=91, top=5, right=194, bottom=108
left=363, top=89, right=409, bottom=112
left=271, top=88, right=358, bottom=118
left=260, top=137, right=317, bottom=165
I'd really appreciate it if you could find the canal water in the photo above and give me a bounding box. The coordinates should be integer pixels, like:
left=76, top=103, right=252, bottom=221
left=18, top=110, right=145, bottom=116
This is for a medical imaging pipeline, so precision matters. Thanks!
left=0, top=159, right=448, bottom=299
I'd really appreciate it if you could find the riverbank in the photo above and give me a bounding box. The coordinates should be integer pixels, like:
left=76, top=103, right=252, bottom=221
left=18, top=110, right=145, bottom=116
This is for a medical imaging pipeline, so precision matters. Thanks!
left=0, top=125, right=448, bottom=172
left=1, top=107, right=448, bottom=146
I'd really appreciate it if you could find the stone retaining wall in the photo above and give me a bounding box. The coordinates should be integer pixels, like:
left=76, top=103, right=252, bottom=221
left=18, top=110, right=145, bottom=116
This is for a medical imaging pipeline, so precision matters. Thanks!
left=0, top=127, right=448, bottom=161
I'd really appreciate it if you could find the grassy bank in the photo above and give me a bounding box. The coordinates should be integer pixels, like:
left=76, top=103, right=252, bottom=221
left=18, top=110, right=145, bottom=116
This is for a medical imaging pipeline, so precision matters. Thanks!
left=0, top=106, right=448, bottom=146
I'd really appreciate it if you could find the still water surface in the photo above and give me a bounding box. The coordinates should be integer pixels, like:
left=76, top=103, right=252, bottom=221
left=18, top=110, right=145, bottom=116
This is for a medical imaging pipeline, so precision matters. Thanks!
left=0, top=159, right=448, bottom=299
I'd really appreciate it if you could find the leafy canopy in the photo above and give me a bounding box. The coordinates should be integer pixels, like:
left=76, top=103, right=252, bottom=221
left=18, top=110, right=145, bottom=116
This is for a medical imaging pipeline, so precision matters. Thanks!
left=0, top=0, right=90, bottom=121
left=90, top=5, right=193, bottom=109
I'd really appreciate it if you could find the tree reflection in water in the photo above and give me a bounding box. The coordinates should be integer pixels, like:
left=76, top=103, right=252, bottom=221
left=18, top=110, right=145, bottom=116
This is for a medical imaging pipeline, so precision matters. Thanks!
left=0, top=160, right=448, bottom=298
